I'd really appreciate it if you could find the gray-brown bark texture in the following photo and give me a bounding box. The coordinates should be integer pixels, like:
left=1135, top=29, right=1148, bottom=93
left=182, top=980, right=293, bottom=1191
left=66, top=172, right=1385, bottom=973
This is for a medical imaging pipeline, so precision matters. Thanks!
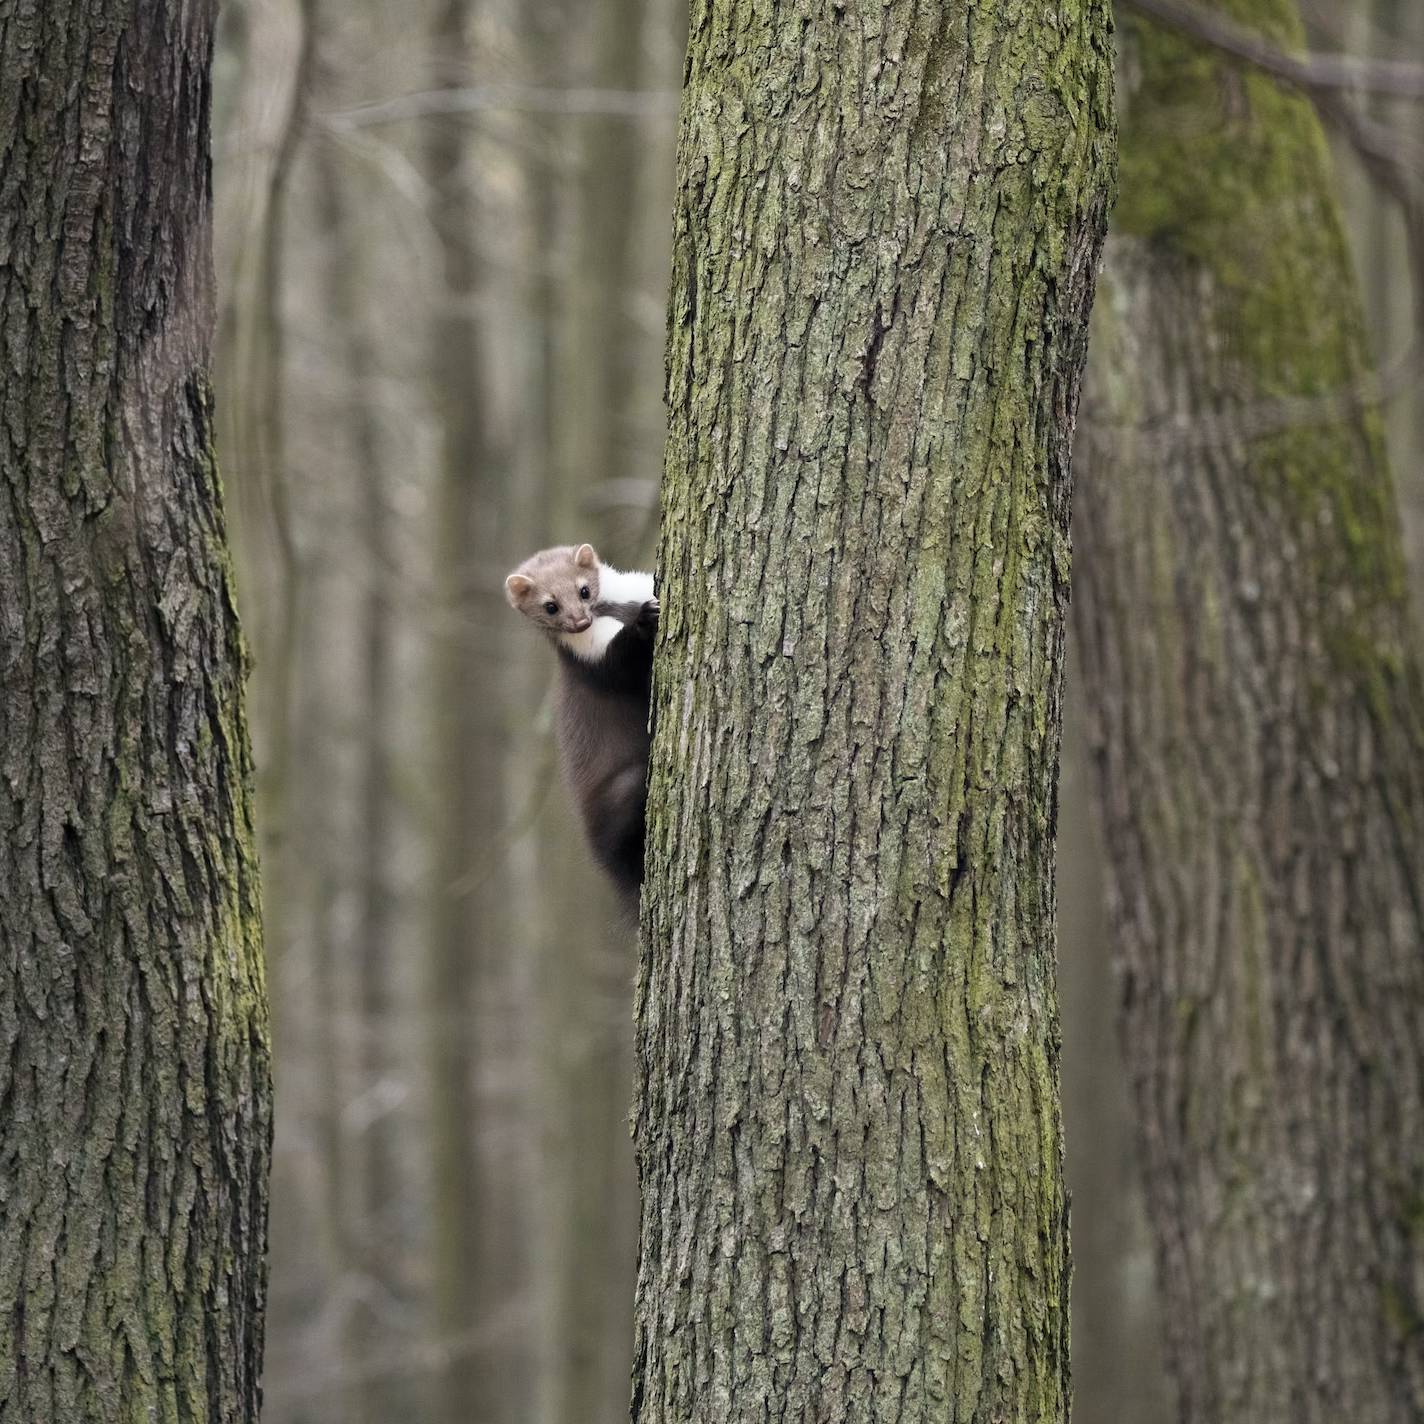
left=0, top=2, right=271, bottom=1421
left=1074, top=3, right=1424, bottom=1419
left=634, top=3, right=1116, bottom=1421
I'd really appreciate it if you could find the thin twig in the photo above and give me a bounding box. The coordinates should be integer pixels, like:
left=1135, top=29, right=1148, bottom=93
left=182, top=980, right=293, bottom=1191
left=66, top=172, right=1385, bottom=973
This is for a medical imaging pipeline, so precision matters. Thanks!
left=1085, top=338, right=1424, bottom=461
left=1312, top=88, right=1424, bottom=341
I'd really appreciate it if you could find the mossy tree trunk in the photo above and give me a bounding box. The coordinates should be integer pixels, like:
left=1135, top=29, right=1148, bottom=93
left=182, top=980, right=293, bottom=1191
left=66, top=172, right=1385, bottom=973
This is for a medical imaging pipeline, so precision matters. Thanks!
left=1074, top=3, right=1424, bottom=1419
left=0, top=1, right=272, bottom=1420
left=635, top=2, right=1116, bottom=1420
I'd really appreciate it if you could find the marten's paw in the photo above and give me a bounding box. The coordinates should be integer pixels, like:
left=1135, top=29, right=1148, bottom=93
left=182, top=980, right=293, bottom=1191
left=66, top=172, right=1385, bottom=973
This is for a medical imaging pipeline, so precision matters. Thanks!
left=636, top=597, right=659, bottom=633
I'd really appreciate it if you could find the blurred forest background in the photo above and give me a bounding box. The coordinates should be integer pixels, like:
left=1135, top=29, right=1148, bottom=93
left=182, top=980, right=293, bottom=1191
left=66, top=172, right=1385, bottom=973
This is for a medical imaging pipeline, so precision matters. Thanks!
left=209, top=1, right=1424, bottom=1421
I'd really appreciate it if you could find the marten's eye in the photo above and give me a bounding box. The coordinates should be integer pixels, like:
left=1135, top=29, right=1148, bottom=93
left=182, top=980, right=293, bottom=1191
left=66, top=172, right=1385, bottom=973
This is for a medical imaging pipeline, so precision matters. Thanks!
left=579, top=585, right=590, bottom=601
left=544, top=601, right=558, bottom=615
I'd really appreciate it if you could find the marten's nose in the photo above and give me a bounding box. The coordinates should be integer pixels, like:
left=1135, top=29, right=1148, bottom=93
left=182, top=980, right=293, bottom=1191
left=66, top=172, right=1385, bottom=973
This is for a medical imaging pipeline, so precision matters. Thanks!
left=569, top=615, right=592, bottom=633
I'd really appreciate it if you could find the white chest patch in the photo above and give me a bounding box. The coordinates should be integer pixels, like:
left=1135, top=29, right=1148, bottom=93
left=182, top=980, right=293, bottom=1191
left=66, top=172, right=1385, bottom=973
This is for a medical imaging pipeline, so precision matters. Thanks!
left=557, top=563, right=655, bottom=663
left=560, top=616, right=624, bottom=662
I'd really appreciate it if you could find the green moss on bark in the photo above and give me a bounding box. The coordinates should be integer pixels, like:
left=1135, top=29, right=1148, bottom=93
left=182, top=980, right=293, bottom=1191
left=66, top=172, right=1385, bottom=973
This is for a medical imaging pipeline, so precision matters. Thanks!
left=1114, top=5, right=1409, bottom=620
left=634, top=2, right=1116, bottom=1421
left=1074, top=2, right=1424, bottom=1419
left=0, top=5, right=272, bottom=1421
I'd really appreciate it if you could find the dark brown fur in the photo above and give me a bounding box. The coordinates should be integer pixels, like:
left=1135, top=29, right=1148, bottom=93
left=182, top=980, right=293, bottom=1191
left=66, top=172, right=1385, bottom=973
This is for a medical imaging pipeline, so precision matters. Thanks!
left=506, top=545, right=657, bottom=910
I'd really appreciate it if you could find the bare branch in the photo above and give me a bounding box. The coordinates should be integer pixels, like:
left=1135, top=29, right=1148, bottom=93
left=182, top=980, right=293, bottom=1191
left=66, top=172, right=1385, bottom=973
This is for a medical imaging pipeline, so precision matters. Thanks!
left=1311, top=87, right=1424, bottom=339
left=1083, top=338, right=1424, bottom=462
left=325, top=83, right=680, bottom=130
left=1120, top=0, right=1424, bottom=100
left=1122, top=0, right=1424, bottom=376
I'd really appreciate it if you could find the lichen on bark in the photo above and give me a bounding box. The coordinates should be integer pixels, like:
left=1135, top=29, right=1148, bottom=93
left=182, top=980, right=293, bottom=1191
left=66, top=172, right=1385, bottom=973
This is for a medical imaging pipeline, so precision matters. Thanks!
left=0, top=3, right=272, bottom=1420
left=633, top=2, right=1116, bottom=1420
left=1074, top=2, right=1424, bottom=1419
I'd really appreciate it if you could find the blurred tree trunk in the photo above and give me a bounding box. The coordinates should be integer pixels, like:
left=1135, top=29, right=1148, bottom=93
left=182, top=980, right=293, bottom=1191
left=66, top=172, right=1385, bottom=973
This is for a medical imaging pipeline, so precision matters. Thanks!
left=563, top=0, right=647, bottom=550
left=218, top=10, right=316, bottom=1364
left=1074, top=2, right=1424, bottom=1419
left=235, top=0, right=314, bottom=993
left=314, top=92, right=402, bottom=1421
left=248, top=0, right=314, bottom=827
left=1323, top=0, right=1424, bottom=610
left=0, top=1, right=271, bottom=1419
left=512, top=9, right=614, bottom=1424
left=634, top=2, right=1115, bottom=1420
left=532, top=2, right=652, bottom=1421
left=1368, top=0, right=1424, bottom=604
left=213, top=0, right=313, bottom=1017
left=1059, top=664, right=1175, bottom=1424
left=211, top=6, right=333, bottom=1421
left=424, top=1, right=527, bottom=1419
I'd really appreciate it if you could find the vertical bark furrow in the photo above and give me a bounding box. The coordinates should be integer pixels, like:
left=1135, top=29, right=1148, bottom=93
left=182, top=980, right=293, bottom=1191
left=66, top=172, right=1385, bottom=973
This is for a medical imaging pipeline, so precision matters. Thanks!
left=1075, top=7, right=1424, bottom=1411
left=636, top=3, right=1115, bottom=1421
left=0, top=3, right=270, bottom=1421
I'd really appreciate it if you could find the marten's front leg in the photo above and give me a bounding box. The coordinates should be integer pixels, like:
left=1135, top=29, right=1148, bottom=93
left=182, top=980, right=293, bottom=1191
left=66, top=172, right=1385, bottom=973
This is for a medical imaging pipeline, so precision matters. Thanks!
left=595, top=597, right=657, bottom=696
left=595, top=594, right=658, bottom=633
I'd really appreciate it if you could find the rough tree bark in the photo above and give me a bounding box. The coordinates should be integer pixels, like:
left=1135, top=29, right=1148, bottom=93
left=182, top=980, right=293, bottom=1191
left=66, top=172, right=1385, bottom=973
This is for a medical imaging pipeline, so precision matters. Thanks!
left=0, top=2, right=272, bottom=1421
left=634, top=3, right=1116, bottom=1421
left=1073, top=2, right=1424, bottom=1419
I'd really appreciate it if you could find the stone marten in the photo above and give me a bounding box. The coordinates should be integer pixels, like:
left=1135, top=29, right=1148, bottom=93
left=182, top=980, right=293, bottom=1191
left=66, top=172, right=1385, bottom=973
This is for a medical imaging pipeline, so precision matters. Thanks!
left=504, top=543, right=657, bottom=910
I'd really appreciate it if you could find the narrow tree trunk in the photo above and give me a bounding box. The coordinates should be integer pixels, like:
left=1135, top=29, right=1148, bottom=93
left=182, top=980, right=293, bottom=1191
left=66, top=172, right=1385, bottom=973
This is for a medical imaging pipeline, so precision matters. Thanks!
left=562, top=0, right=647, bottom=550
left=0, top=2, right=272, bottom=1420
left=424, top=1, right=525, bottom=1418
left=314, top=85, right=402, bottom=1424
left=634, top=3, right=1116, bottom=1420
left=1370, top=0, right=1424, bottom=603
left=1059, top=671, right=1174, bottom=1424
left=1326, top=0, right=1424, bottom=603
left=531, top=1, right=655, bottom=1418
left=1074, top=3, right=1424, bottom=1418
left=246, top=0, right=315, bottom=899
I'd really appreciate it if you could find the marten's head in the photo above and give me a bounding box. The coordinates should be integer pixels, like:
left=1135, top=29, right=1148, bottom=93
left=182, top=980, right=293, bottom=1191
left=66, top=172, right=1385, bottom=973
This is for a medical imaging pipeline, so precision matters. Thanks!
left=504, top=543, right=602, bottom=636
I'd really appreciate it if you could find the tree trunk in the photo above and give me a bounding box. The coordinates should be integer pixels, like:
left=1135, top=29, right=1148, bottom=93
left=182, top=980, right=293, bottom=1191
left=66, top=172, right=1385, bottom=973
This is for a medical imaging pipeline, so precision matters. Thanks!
left=560, top=0, right=648, bottom=553
left=423, top=1, right=527, bottom=1418
left=244, top=0, right=314, bottom=902
left=1073, top=3, right=1424, bottom=1419
left=532, top=2, right=656, bottom=1419
left=634, top=3, right=1116, bottom=1420
left=313, top=67, right=402, bottom=1424
left=1059, top=664, right=1174, bottom=1424
left=1367, top=0, right=1424, bottom=606
left=0, top=2, right=272, bottom=1421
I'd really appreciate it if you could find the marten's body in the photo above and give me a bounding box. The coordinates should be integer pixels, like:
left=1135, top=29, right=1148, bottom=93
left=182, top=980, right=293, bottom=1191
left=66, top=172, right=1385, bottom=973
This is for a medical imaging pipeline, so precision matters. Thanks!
left=505, top=544, right=656, bottom=907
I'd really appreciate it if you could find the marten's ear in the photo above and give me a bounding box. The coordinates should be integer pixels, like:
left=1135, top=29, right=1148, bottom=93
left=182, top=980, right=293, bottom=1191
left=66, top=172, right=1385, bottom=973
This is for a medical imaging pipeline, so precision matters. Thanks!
left=574, top=543, right=598, bottom=570
left=505, top=573, right=533, bottom=606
